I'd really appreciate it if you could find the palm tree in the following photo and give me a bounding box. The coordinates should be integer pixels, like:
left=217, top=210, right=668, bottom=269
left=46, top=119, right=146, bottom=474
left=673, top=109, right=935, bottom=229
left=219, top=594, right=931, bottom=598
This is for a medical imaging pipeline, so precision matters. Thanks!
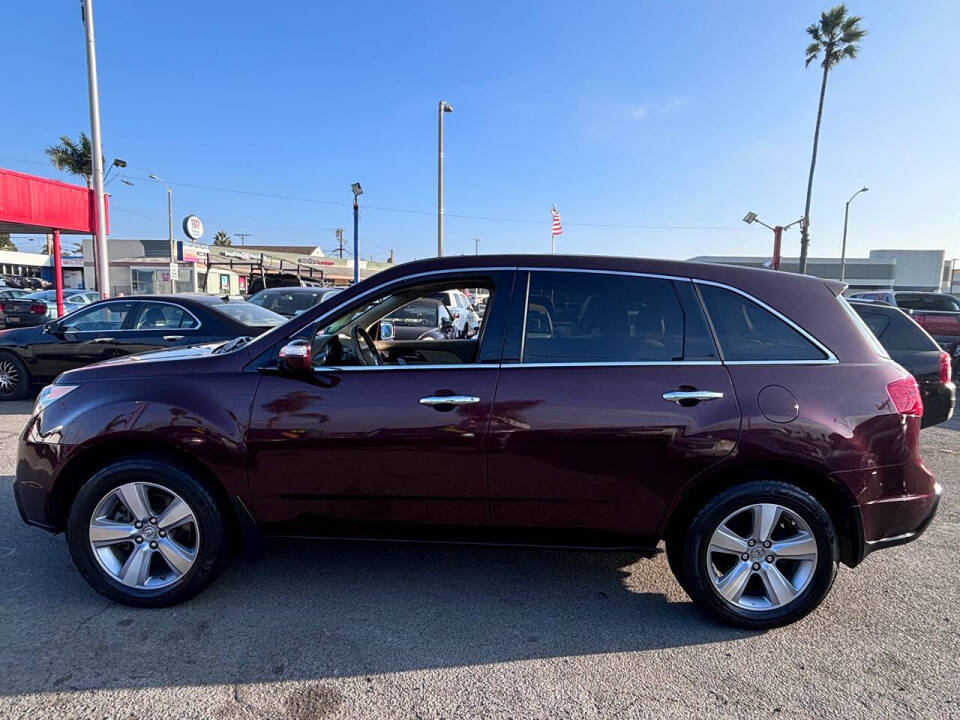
left=798, top=5, right=866, bottom=274
left=45, top=133, right=98, bottom=187
left=0, top=233, right=16, bottom=252
left=212, top=230, right=232, bottom=247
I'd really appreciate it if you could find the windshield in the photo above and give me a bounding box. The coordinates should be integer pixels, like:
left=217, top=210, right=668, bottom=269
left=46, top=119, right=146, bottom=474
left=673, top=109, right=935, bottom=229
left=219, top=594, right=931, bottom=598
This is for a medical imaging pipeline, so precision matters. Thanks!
left=249, top=290, right=330, bottom=315
left=209, top=302, right=287, bottom=327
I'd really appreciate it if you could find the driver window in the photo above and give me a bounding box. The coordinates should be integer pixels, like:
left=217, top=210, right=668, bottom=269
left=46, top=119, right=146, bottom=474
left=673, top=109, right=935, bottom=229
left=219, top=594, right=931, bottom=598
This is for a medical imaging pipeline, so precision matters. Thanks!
left=62, top=301, right=136, bottom=332
left=308, top=281, right=492, bottom=368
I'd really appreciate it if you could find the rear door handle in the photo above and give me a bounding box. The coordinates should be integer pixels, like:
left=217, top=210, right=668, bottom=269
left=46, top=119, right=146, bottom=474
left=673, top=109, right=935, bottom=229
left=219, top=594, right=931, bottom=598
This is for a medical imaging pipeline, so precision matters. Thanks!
left=419, top=395, right=480, bottom=407
left=90, top=337, right=114, bottom=343
left=662, top=390, right=725, bottom=403
left=163, top=335, right=185, bottom=341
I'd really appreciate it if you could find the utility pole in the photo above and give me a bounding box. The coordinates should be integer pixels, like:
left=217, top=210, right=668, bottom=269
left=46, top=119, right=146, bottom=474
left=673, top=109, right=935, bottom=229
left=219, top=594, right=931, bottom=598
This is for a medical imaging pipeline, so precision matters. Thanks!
left=335, top=227, right=344, bottom=258
left=474, top=237, right=479, bottom=255
left=81, top=0, right=110, bottom=298
left=234, top=232, right=251, bottom=247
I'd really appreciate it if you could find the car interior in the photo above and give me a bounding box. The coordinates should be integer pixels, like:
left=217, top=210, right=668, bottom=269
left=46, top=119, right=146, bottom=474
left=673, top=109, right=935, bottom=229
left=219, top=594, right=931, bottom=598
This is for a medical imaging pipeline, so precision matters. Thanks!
left=307, top=280, right=491, bottom=368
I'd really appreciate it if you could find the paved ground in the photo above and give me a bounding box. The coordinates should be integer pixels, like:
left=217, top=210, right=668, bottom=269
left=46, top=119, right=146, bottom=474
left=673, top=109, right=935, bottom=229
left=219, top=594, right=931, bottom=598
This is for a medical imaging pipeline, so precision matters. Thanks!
left=0, top=400, right=957, bottom=719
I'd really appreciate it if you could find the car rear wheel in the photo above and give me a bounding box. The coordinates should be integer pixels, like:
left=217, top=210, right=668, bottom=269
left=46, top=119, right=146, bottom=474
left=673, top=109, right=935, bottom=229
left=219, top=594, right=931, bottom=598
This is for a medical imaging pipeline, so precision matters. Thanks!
left=0, top=353, right=30, bottom=401
left=66, top=456, right=229, bottom=607
left=673, top=480, right=838, bottom=629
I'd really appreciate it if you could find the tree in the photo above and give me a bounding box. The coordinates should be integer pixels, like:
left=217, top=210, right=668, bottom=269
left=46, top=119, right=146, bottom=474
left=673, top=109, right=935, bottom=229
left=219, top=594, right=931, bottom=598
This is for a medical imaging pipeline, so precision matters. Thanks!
left=45, top=133, right=100, bottom=188
left=0, top=233, right=16, bottom=252
left=798, top=5, right=867, bottom=274
left=212, top=230, right=232, bottom=247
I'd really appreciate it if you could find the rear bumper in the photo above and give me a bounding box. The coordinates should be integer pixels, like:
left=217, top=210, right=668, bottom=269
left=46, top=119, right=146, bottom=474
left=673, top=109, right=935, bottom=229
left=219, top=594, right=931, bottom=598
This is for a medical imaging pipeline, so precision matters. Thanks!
left=921, top=380, right=955, bottom=428
left=862, top=482, right=941, bottom=556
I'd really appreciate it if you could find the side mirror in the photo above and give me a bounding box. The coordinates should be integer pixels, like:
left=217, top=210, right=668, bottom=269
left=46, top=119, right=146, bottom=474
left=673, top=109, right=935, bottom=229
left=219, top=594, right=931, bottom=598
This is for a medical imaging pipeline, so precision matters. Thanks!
left=42, top=320, right=59, bottom=335
left=380, top=321, right=395, bottom=341
left=278, top=339, right=312, bottom=371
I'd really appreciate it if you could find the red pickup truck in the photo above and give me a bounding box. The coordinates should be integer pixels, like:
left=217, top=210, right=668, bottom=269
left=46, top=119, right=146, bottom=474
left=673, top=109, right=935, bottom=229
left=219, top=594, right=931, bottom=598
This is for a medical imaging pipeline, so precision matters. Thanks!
left=849, top=290, right=960, bottom=356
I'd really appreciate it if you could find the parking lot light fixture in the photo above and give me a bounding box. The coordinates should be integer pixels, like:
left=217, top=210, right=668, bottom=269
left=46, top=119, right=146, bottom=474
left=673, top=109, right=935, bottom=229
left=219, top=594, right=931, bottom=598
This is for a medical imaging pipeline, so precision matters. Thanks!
left=351, top=183, right=363, bottom=284
left=148, top=174, right=175, bottom=293
left=840, top=187, right=869, bottom=282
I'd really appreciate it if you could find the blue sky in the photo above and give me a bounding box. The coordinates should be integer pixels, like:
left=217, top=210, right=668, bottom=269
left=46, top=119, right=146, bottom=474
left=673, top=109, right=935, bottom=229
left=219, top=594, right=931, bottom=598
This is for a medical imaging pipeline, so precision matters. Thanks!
left=2, top=1, right=958, bottom=263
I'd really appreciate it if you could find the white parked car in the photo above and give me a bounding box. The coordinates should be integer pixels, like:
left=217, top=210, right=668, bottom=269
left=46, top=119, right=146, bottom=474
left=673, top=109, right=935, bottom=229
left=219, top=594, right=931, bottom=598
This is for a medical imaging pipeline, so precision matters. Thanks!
left=429, top=289, right=480, bottom=338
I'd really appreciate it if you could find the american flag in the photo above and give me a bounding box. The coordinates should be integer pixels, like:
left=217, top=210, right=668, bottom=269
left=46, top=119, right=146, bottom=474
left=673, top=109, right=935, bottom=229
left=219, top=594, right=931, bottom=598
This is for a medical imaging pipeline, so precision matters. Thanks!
left=551, top=205, right=563, bottom=237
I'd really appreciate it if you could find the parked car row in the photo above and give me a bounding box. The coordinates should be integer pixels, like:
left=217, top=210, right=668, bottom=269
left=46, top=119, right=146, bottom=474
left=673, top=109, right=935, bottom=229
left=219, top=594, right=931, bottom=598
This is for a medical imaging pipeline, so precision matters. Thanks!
left=12, top=255, right=941, bottom=631
left=0, top=289, right=99, bottom=328
left=0, top=294, right=286, bottom=400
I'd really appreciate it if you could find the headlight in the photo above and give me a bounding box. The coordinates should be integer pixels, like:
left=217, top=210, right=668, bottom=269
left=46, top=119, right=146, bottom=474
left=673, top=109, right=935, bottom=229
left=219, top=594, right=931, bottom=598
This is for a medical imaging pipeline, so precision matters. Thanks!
left=34, top=384, right=78, bottom=415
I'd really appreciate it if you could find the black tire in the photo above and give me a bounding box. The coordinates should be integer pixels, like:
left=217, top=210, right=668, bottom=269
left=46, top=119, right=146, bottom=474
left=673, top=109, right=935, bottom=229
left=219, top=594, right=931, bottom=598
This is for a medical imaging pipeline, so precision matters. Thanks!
left=66, top=455, right=230, bottom=607
left=0, top=352, right=31, bottom=401
left=672, top=480, right=838, bottom=630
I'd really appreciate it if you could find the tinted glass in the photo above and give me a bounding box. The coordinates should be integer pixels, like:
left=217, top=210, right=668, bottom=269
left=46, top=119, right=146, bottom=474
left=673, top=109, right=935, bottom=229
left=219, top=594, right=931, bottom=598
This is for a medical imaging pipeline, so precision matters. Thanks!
left=868, top=308, right=938, bottom=352
left=250, top=290, right=323, bottom=315
left=896, top=293, right=960, bottom=312
left=136, top=303, right=199, bottom=329
left=62, top=301, right=136, bottom=331
left=522, top=271, right=684, bottom=363
left=384, top=300, right=439, bottom=328
left=855, top=309, right=891, bottom=338
left=699, top=284, right=827, bottom=361
left=209, top=302, right=287, bottom=327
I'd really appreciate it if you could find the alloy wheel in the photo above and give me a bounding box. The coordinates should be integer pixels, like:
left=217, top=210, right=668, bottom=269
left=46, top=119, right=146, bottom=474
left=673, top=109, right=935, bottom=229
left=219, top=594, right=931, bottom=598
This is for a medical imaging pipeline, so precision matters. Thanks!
left=705, top=502, right=818, bottom=611
left=88, top=482, right=200, bottom=590
left=0, top=359, right=20, bottom=396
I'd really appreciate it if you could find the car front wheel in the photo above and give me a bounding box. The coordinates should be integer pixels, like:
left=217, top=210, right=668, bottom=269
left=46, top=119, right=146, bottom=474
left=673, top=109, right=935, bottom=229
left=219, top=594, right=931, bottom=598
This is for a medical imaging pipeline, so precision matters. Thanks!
left=674, top=480, right=838, bottom=629
left=0, top=353, right=30, bottom=401
left=66, top=456, right=229, bottom=607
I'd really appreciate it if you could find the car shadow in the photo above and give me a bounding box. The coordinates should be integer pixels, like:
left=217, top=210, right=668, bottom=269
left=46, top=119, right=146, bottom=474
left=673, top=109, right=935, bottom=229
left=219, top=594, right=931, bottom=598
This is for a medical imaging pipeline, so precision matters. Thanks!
left=0, top=501, right=758, bottom=696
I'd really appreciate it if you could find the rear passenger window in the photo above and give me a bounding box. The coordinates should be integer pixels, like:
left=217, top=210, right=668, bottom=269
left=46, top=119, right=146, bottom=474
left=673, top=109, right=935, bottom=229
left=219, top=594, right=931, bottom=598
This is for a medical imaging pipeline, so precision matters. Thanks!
left=698, top=284, right=828, bottom=362
left=136, top=303, right=199, bottom=330
left=522, top=272, right=690, bottom=363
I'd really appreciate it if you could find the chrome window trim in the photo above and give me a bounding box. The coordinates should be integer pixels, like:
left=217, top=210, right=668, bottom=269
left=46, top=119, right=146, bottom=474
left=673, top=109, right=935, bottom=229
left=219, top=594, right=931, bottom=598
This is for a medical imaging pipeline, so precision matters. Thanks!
left=505, top=360, right=723, bottom=368
left=315, top=363, right=498, bottom=372
left=60, top=299, right=203, bottom=333
left=693, top=278, right=838, bottom=365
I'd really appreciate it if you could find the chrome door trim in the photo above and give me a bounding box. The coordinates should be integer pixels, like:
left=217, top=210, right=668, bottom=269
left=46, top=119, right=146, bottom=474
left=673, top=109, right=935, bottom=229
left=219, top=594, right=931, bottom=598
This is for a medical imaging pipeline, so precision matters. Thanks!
left=419, top=395, right=480, bottom=406
left=662, top=390, right=725, bottom=403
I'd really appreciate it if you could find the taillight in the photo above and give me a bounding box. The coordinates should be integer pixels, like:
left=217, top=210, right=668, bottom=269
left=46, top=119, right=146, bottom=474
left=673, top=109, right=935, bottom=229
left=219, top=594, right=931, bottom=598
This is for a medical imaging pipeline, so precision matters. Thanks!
left=30, top=304, right=47, bottom=314
left=887, top=376, right=924, bottom=417
left=0, top=303, right=6, bottom=312
left=939, top=351, right=952, bottom=384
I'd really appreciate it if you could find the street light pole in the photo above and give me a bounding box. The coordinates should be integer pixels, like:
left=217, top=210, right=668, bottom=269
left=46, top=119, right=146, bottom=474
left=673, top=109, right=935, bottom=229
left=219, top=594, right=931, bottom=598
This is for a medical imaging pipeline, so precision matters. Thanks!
left=840, top=187, right=869, bottom=282
left=351, top=183, right=363, bottom=285
left=437, top=100, right=453, bottom=257
left=475, top=237, right=479, bottom=255
left=148, top=174, right=175, bottom=293
left=81, top=0, right=111, bottom=299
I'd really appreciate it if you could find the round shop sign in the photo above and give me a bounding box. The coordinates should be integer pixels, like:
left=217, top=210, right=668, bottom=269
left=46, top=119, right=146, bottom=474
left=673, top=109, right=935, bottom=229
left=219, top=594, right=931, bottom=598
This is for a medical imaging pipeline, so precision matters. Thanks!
left=182, top=215, right=204, bottom=240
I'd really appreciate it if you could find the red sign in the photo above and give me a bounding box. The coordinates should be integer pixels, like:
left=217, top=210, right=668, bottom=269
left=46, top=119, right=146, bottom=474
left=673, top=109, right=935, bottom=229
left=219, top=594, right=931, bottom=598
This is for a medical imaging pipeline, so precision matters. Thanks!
left=0, top=168, right=109, bottom=235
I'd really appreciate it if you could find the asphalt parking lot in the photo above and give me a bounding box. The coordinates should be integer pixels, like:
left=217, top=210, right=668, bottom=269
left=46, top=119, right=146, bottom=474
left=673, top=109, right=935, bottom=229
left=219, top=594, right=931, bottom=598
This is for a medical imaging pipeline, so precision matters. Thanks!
left=0, top=401, right=957, bottom=719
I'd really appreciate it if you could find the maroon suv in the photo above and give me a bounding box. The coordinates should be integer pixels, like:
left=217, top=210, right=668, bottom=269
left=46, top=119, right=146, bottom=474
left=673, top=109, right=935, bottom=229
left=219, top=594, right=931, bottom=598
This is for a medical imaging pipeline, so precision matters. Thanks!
left=14, top=255, right=940, bottom=628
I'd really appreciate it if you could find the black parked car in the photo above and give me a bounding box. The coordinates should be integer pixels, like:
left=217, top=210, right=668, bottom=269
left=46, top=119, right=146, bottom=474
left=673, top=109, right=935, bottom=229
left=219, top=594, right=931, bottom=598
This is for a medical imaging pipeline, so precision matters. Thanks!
left=0, top=289, right=99, bottom=327
left=380, top=298, right=457, bottom=341
left=0, top=294, right=286, bottom=400
left=851, top=299, right=955, bottom=427
left=247, top=286, right=341, bottom=317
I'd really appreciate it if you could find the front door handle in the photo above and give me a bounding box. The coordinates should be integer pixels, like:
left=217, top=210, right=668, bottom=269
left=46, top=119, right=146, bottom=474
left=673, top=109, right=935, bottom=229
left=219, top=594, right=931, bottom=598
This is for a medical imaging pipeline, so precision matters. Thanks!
left=90, top=337, right=114, bottom=343
left=163, top=335, right=185, bottom=341
left=662, top=389, right=725, bottom=404
left=419, top=395, right=480, bottom=407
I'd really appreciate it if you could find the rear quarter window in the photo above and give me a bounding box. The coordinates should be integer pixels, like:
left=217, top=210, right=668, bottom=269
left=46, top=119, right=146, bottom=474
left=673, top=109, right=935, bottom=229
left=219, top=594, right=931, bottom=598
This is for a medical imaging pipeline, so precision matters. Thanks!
left=698, top=284, right=829, bottom=362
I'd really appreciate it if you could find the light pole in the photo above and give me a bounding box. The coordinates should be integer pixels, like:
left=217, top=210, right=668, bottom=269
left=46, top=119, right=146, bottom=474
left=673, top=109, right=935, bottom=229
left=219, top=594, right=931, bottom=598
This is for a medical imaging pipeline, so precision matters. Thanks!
left=81, top=0, right=111, bottom=298
left=351, top=183, right=363, bottom=284
left=743, top=212, right=807, bottom=271
left=148, top=174, right=176, bottom=293
left=840, top=187, right=869, bottom=282
left=437, top=100, right=453, bottom=257
left=474, top=237, right=480, bottom=255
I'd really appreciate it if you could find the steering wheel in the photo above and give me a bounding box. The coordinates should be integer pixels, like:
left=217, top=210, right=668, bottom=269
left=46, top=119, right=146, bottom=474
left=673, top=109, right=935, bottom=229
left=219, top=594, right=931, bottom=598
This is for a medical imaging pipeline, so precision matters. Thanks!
left=351, top=325, right=383, bottom=367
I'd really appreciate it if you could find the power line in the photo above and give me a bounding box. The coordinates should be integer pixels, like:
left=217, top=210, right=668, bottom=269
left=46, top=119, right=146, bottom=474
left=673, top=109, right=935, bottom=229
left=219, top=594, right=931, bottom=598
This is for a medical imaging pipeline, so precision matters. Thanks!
left=0, top=155, right=749, bottom=232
